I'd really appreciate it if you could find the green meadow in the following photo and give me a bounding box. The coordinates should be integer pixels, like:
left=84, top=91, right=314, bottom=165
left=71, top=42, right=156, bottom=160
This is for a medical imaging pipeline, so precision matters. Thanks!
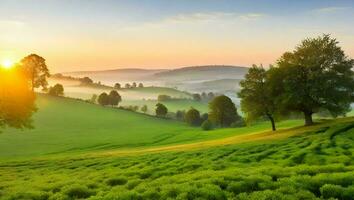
left=0, top=95, right=299, bottom=159
left=0, top=95, right=353, bottom=200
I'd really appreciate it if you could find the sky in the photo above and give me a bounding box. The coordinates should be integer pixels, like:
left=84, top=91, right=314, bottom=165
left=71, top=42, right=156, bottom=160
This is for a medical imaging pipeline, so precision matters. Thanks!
left=0, top=0, right=353, bottom=72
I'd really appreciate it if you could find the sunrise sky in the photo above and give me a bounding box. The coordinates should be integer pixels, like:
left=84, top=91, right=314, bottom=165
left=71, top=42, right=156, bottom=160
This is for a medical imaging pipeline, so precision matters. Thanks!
left=0, top=0, right=353, bottom=72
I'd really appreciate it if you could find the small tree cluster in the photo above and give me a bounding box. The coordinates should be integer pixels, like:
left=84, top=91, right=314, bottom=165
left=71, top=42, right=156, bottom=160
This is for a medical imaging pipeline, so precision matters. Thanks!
left=124, top=82, right=144, bottom=88
left=157, top=94, right=172, bottom=101
left=193, top=92, right=215, bottom=102
left=98, top=90, right=122, bottom=107
left=48, top=84, right=64, bottom=96
left=80, top=77, right=93, bottom=85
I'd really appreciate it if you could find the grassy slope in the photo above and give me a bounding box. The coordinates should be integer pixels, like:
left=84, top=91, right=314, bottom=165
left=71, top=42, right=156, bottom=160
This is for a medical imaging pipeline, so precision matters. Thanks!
left=120, top=99, right=209, bottom=113
left=0, top=95, right=301, bottom=159
left=0, top=118, right=353, bottom=199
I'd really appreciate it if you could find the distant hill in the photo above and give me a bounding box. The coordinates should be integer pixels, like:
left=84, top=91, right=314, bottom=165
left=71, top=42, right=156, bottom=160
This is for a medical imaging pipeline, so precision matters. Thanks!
left=154, top=65, right=248, bottom=81
left=62, top=68, right=167, bottom=85
left=64, top=68, right=166, bottom=75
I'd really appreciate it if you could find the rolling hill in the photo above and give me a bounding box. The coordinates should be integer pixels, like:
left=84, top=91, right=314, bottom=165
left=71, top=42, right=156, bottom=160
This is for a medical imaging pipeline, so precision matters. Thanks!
left=0, top=94, right=302, bottom=159
left=0, top=95, right=353, bottom=199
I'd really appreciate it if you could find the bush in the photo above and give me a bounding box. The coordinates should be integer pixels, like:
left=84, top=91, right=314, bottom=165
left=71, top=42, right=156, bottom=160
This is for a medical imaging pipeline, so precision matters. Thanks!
left=201, top=120, right=213, bottom=131
left=320, top=184, right=344, bottom=199
left=48, top=84, right=64, bottom=96
left=231, top=118, right=246, bottom=128
left=106, top=177, right=128, bottom=186
left=62, top=184, right=93, bottom=199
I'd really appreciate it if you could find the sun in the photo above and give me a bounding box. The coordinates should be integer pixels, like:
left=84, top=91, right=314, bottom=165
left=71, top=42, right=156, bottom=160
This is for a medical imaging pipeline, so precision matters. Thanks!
left=1, top=59, right=14, bottom=69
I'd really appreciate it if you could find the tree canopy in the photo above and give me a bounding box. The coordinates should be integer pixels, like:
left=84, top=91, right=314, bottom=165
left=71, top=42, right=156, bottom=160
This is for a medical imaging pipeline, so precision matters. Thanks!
left=155, top=103, right=168, bottom=117
left=238, top=65, right=278, bottom=131
left=48, top=84, right=64, bottom=96
left=208, top=95, right=239, bottom=127
left=0, top=66, right=36, bottom=131
left=273, top=35, right=354, bottom=125
left=108, top=90, right=122, bottom=107
left=98, top=92, right=109, bottom=106
left=185, top=108, right=201, bottom=126
left=21, top=54, right=50, bottom=91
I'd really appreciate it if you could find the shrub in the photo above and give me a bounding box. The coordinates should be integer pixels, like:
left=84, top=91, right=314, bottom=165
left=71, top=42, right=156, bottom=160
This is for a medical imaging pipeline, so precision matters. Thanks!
left=201, top=120, right=213, bottom=131
left=62, top=184, right=93, bottom=199
left=48, top=84, right=64, bottom=96
left=230, top=118, right=246, bottom=128
left=126, top=180, right=142, bottom=190
left=320, top=184, right=344, bottom=199
left=106, top=177, right=128, bottom=186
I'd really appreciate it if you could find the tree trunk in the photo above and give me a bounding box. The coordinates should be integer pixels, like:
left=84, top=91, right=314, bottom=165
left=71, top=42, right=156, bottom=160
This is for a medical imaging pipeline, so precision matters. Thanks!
left=304, top=112, right=313, bottom=126
left=267, top=114, right=276, bottom=131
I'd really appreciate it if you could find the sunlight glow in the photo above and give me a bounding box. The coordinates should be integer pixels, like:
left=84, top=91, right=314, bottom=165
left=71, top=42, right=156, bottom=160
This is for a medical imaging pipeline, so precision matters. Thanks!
left=1, top=59, right=14, bottom=69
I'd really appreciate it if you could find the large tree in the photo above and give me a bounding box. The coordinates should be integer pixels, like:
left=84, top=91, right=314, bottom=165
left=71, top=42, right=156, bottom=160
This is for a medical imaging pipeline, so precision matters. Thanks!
left=0, top=65, right=36, bottom=131
left=238, top=65, right=278, bottom=131
left=274, top=35, right=354, bottom=125
left=21, top=54, right=50, bottom=91
left=208, top=95, right=239, bottom=127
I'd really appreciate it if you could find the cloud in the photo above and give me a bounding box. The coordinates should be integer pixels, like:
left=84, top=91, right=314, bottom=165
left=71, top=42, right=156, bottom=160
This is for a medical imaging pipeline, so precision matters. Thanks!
left=312, top=6, right=350, bottom=14
left=238, top=13, right=266, bottom=21
left=0, top=20, right=25, bottom=28
left=165, top=12, right=266, bottom=23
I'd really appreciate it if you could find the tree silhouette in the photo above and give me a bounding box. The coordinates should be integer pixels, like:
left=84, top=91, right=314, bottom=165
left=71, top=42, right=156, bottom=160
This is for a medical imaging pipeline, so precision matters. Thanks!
left=21, top=54, right=50, bottom=91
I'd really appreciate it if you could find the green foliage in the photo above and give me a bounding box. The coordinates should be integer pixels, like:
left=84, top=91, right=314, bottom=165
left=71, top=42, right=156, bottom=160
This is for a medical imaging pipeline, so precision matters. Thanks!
left=185, top=108, right=201, bottom=126
left=1, top=118, right=353, bottom=199
left=155, top=103, right=168, bottom=117
left=0, top=95, right=302, bottom=158
left=141, top=105, right=148, bottom=113
left=98, top=92, right=109, bottom=106
left=192, top=93, right=201, bottom=101
left=21, top=54, right=50, bottom=91
left=106, top=177, right=128, bottom=186
left=208, top=95, right=240, bottom=127
left=0, top=67, right=36, bottom=130
left=273, top=34, right=354, bottom=125
left=48, top=83, right=64, bottom=96
left=175, top=110, right=185, bottom=121
left=108, top=90, right=122, bottom=107
left=238, top=65, right=278, bottom=131
left=62, top=184, right=93, bottom=199
left=157, top=94, right=172, bottom=101
left=201, top=120, right=213, bottom=131
left=230, top=119, right=246, bottom=128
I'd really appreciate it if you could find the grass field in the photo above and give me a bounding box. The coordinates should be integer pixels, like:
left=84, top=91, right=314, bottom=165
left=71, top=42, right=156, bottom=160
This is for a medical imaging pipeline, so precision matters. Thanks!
left=0, top=117, right=353, bottom=199
left=1, top=95, right=353, bottom=200
left=0, top=95, right=300, bottom=159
